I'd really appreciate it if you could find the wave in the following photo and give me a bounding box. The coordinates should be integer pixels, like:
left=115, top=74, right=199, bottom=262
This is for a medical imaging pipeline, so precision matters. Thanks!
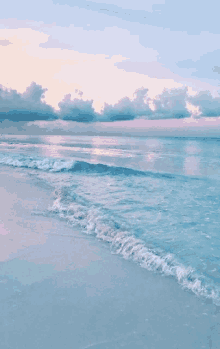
left=1, top=151, right=218, bottom=302
left=48, top=186, right=220, bottom=305
left=0, top=155, right=75, bottom=172
left=0, top=153, right=196, bottom=181
left=0, top=153, right=163, bottom=176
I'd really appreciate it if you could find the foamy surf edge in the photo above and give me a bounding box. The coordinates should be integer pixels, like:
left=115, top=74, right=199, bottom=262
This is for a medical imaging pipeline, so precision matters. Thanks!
left=1, top=153, right=218, bottom=303
left=0, top=154, right=147, bottom=176
left=48, top=189, right=220, bottom=306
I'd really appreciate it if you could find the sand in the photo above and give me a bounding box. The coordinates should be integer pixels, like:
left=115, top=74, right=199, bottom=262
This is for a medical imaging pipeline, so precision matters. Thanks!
left=0, top=166, right=220, bottom=349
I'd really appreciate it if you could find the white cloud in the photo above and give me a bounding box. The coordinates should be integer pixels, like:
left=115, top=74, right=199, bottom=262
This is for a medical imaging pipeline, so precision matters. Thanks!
left=86, top=0, right=165, bottom=12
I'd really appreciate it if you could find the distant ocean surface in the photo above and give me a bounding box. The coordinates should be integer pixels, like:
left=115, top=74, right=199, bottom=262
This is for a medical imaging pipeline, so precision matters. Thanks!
left=1, top=134, right=220, bottom=304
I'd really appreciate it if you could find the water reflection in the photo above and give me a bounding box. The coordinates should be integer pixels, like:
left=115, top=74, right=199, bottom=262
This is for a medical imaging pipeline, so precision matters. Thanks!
left=146, top=152, right=156, bottom=162
left=91, top=147, right=129, bottom=158
left=184, top=156, right=201, bottom=176
left=2, top=135, right=220, bottom=178
left=184, top=141, right=202, bottom=176
left=185, top=142, right=202, bottom=155
left=137, top=139, right=164, bottom=172
left=41, top=144, right=63, bottom=158
left=144, top=138, right=163, bottom=151
left=91, top=136, right=133, bottom=162
left=43, top=136, right=66, bottom=145
left=91, top=136, right=119, bottom=146
left=40, top=136, right=90, bottom=159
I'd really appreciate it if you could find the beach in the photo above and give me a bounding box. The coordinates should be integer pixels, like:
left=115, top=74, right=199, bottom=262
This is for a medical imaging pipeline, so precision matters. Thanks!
left=2, top=2, right=220, bottom=347
left=0, top=166, right=220, bottom=349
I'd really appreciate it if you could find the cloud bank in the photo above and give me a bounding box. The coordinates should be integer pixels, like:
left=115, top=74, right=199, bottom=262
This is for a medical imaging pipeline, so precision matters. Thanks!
left=1, top=82, right=220, bottom=124
left=58, top=90, right=96, bottom=123
left=0, top=82, right=57, bottom=122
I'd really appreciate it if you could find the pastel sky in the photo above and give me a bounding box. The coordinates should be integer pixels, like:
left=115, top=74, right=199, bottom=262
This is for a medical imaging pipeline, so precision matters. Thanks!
left=1, top=0, right=220, bottom=127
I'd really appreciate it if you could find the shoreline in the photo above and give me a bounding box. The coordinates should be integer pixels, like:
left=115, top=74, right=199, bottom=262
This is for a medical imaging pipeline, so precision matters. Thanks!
left=0, top=166, right=220, bottom=349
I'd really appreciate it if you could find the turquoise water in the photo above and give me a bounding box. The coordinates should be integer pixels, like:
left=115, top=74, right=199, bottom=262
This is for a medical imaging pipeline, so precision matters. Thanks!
left=1, top=134, right=220, bottom=303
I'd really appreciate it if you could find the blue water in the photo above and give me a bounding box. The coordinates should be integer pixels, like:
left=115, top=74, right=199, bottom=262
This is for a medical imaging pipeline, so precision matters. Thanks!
left=1, top=134, right=220, bottom=304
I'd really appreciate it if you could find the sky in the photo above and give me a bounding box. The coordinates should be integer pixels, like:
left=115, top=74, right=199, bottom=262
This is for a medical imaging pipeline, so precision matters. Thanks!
left=1, top=0, right=220, bottom=132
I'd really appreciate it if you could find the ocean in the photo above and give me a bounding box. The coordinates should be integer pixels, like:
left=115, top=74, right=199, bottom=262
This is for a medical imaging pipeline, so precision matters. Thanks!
left=1, top=133, right=220, bottom=307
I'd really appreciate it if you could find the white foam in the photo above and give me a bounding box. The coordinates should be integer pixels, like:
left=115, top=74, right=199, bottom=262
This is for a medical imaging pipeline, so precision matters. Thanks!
left=0, top=154, right=75, bottom=172
left=48, top=190, right=220, bottom=305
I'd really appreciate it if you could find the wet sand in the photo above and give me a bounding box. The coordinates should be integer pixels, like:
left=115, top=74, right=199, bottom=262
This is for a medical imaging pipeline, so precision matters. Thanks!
left=0, top=167, right=220, bottom=349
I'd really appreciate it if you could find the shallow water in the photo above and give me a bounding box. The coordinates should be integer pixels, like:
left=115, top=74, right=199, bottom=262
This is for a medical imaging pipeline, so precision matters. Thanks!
left=0, top=134, right=220, bottom=304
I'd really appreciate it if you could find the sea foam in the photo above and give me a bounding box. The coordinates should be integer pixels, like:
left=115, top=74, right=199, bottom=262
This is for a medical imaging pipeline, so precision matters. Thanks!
left=1, top=151, right=219, bottom=304
left=48, top=187, right=220, bottom=305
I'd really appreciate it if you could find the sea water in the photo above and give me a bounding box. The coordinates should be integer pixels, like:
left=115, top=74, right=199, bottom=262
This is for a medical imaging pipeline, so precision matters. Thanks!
left=0, top=134, right=220, bottom=305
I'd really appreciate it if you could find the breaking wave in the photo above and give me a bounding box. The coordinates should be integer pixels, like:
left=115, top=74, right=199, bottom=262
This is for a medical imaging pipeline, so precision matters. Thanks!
left=48, top=186, right=220, bottom=305
left=0, top=153, right=192, bottom=180
left=1, top=150, right=217, bottom=303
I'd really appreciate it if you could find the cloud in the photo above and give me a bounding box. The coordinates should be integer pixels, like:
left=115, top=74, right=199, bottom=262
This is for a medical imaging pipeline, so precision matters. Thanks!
left=152, top=87, right=191, bottom=119
left=188, top=90, right=220, bottom=117
left=39, top=36, right=74, bottom=50
left=115, top=61, right=177, bottom=79
left=0, top=82, right=57, bottom=122
left=0, top=39, right=12, bottom=46
left=152, top=87, right=220, bottom=119
left=213, top=66, right=220, bottom=75
left=99, top=88, right=153, bottom=121
left=1, top=82, right=220, bottom=124
left=176, top=49, right=220, bottom=81
left=51, top=0, right=219, bottom=36
left=85, top=0, right=165, bottom=12
left=58, top=90, right=97, bottom=122
left=39, top=26, right=158, bottom=64
left=57, top=88, right=153, bottom=122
